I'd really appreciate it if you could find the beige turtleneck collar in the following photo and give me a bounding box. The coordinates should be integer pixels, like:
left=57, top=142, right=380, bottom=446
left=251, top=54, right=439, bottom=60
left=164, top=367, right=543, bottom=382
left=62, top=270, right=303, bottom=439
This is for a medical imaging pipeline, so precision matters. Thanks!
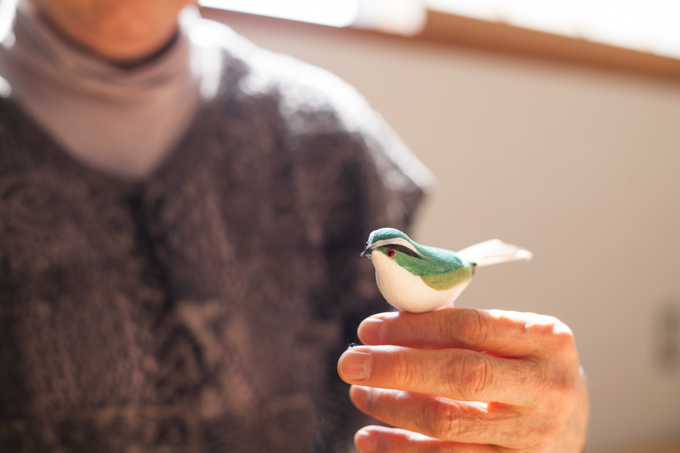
left=0, top=0, right=206, bottom=179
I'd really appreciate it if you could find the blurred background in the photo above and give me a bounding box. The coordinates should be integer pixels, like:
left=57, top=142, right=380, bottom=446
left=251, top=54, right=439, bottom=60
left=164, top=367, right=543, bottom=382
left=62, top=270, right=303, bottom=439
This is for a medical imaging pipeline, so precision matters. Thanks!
left=199, top=1, right=680, bottom=452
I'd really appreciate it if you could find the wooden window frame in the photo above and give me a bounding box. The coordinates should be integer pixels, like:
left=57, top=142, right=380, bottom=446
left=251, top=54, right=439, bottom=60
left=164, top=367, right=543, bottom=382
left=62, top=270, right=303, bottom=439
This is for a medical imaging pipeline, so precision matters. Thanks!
left=201, top=6, right=680, bottom=82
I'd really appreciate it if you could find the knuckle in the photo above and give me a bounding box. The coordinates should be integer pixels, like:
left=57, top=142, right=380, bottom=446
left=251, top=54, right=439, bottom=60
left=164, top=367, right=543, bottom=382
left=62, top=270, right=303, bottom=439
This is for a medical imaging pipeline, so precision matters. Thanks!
left=527, top=316, right=577, bottom=353
left=507, top=416, right=562, bottom=452
left=549, top=318, right=576, bottom=347
left=528, top=364, right=582, bottom=422
left=455, top=308, right=490, bottom=346
left=533, top=419, right=564, bottom=451
left=455, top=351, right=492, bottom=400
left=526, top=358, right=580, bottom=408
left=392, top=348, right=417, bottom=387
left=550, top=370, right=581, bottom=410
left=427, top=402, right=463, bottom=440
left=518, top=359, right=546, bottom=402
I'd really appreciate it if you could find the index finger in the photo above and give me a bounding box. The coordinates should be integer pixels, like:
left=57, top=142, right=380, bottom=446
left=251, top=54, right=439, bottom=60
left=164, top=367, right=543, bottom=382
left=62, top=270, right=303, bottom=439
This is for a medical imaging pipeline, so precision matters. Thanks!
left=358, top=308, right=576, bottom=358
left=338, top=345, right=539, bottom=405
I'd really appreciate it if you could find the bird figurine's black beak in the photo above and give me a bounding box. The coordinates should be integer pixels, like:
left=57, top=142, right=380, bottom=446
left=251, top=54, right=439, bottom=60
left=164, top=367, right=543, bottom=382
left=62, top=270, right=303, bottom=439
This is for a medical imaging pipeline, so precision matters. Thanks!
left=360, top=244, right=373, bottom=257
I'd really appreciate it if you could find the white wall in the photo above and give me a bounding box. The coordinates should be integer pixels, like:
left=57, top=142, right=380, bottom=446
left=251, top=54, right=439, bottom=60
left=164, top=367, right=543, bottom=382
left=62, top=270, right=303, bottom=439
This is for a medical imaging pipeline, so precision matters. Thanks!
left=216, top=15, right=680, bottom=451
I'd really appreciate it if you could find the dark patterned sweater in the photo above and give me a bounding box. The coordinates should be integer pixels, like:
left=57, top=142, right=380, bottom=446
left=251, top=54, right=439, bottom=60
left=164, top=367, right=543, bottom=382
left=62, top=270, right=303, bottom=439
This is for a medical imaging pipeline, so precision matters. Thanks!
left=0, top=19, right=425, bottom=453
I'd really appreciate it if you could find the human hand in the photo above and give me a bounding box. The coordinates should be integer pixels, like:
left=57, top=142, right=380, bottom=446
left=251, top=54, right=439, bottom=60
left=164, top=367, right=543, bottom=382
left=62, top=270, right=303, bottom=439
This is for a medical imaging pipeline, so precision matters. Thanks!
left=337, top=308, right=589, bottom=452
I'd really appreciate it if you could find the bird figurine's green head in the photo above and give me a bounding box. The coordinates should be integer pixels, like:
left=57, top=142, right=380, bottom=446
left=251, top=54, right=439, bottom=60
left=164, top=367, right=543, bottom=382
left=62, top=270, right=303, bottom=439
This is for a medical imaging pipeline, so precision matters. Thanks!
left=362, top=227, right=532, bottom=313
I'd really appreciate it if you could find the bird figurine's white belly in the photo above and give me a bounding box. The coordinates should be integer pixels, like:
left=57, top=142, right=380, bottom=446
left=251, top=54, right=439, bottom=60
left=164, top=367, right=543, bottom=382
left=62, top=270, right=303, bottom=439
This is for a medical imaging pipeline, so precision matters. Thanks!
left=371, top=250, right=468, bottom=313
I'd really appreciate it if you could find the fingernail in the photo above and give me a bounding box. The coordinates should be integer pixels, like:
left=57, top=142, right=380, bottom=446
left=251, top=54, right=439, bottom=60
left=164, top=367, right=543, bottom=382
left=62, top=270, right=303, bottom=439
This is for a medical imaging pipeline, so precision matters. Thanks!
left=339, top=351, right=372, bottom=381
left=349, top=385, right=372, bottom=412
left=359, top=317, right=385, bottom=345
left=354, top=429, right=376, bottom=452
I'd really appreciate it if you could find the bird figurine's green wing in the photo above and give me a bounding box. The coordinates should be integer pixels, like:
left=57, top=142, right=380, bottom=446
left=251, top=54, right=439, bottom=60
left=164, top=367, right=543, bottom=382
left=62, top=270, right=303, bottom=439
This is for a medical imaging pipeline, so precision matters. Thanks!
left=361, top=228, right=532, bottom=313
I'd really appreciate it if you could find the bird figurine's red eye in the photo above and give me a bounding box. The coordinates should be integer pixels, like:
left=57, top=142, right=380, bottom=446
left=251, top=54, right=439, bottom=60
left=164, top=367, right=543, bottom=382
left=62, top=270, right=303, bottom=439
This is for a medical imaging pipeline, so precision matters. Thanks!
left=387, top=249, right=396, bottom=258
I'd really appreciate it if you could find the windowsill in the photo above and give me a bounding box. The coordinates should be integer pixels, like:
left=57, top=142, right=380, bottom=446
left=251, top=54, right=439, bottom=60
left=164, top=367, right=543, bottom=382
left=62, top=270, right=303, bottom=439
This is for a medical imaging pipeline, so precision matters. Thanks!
left=420, top=10, right=680, bottom=81
left=200, top=6, right=680, bottom=83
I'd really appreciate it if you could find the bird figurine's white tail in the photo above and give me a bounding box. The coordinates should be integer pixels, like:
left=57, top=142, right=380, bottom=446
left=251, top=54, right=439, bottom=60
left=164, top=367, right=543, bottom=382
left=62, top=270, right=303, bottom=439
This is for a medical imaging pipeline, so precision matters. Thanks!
left=457, top=239, right=532, bottom=268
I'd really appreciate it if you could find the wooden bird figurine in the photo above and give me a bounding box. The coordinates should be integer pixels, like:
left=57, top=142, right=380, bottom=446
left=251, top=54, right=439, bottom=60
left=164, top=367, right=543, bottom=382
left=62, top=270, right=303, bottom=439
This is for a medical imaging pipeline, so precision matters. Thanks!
left=361, top=228, right=532, bottom=313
